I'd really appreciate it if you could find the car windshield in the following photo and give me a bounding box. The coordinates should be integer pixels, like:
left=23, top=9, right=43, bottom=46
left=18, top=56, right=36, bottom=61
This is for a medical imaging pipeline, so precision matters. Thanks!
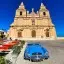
left=27, top=44, right=33, bottom=46
left=27, top=43, right=40, bottom=46
left=34, top=43, right=40, bottom=45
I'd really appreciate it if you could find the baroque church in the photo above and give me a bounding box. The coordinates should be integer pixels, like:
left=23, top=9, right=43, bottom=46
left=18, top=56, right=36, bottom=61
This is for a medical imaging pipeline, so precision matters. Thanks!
left=8, top=2, right=56, bottom=40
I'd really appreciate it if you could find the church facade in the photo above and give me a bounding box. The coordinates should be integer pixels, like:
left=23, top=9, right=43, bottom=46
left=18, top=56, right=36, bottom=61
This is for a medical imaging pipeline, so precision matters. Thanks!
left=8, top=2, right=56, bottom=40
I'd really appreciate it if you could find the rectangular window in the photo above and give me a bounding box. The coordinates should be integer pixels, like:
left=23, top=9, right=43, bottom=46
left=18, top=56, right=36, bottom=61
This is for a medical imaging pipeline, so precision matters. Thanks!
left=32, top=19, right=35, bottom=25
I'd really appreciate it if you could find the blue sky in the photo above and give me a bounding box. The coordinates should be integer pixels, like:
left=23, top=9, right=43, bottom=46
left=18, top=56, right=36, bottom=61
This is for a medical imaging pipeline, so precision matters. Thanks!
left=0, top=0, right=64, bottom=37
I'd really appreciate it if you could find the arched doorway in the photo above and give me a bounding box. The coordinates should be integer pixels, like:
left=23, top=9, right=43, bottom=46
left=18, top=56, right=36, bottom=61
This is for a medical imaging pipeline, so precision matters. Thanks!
left=32, top=30, right=36, bottom=37
left=45, top=29, right=49, bottom=37
left=18, top=31, right=22, bottom=37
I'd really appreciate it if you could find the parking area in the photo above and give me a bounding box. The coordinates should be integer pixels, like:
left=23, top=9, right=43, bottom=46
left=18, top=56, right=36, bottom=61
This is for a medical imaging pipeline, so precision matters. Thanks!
left=16, top=40, right=64, bottom=64
left=40, top=40, right=64, bottom=64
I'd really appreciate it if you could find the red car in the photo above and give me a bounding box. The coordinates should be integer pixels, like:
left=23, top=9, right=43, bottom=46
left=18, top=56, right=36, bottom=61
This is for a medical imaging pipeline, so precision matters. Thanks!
left=3, top=40, right=19, bottom=48
left=0, top=45, right=9, bottom=53
left=0, top=45, right=8, bottom=49
left=0, top=46, right=10, bottom=56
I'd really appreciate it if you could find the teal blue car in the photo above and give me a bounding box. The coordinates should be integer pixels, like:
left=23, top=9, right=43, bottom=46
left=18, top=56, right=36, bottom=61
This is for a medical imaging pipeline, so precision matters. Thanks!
left=24, top=43, right=49, bottom=62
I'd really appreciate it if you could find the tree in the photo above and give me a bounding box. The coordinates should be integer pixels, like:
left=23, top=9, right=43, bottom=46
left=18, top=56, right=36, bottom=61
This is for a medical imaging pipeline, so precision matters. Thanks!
left=0, top=32, right=6, bottom=40
left=0, top=56, right=5, bottom=64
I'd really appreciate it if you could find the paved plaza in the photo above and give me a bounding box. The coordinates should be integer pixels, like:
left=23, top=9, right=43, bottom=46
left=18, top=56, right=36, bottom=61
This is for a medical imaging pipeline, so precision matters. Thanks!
left=15, top=40, right=64, bottom=64
left=5, top=40, right=64, bottom=64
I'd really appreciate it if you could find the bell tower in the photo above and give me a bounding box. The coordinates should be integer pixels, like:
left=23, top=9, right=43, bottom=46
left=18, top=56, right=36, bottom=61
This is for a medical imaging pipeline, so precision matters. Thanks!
left=39, top=3, right=50, bottom=18
left=15, top=2, right=27, bottom=17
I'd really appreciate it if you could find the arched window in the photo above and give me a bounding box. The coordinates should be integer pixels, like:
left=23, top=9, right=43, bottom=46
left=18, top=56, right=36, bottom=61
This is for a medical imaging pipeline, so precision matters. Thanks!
left=45, top=29, right=49, bottom=37
left=43, top=12, right=46, bottom=16
left=20, top=11, right=22, bottom=15
left=32, top=19, right=35, bottom=25
left=18, top=32, right=22, bottom=37
left=32, top=30, right=36, bottom=37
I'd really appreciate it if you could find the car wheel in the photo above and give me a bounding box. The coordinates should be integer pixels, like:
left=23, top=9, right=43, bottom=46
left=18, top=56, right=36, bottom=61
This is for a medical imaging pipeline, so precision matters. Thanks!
left=31, top=60, right=33, bottom=62
left=41, top=59, right=43, bottom=61
left=45, top=58, right=48, bottom=60
left=24, top=58, right=26, bottom=60
left=24, top=57, right=27, bottom=60
left=28, top=59, right=30, bottom=61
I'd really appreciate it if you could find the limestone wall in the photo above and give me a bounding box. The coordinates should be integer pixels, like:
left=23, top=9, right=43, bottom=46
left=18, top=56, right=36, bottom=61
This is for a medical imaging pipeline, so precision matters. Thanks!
left=8, top=2, right=57, bottom=40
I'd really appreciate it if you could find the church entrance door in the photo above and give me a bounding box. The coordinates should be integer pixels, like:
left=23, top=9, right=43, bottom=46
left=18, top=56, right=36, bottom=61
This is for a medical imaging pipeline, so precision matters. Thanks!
left=32, top=30, right=36, bottom=37
left=18, top=31, right=22, bottom=37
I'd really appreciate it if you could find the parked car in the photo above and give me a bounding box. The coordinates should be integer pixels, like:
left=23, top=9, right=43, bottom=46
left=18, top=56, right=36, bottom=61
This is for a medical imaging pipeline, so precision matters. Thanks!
left=24, top=43, right=49, bottom=62
left=0, top=45, right=10, bottom=56
left=0, top=50, right=9, bottom=56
